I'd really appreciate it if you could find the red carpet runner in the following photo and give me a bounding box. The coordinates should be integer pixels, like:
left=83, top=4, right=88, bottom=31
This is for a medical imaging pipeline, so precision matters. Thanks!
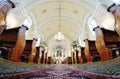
left=24, top=64, right=118, bottom=79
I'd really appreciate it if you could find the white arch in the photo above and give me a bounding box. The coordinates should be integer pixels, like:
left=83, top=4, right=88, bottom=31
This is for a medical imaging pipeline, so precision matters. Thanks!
left=48, top=38, right=71, bottom=58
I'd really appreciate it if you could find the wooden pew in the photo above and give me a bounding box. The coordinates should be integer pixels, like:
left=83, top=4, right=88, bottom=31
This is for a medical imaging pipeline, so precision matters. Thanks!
left=0, top=0, right=15, bottom=34
left=79, top=47, right=87, bottom=63
left=102, top=28, right=120, bottom=58
left=93, top=26, right=120, bottom=61
left=88, top=40, right=100, bottom=62
left=37, top=46, right=45, bottom=64
left=34, top=47, right=40, bottom=63
left=11, top=39, right=38, bottom=63
left=61, top=56, right=72, bottom=64
left=28, top=38, right=37, bottom=63
left=107, top=3, right=120, bottom=36
left=21, top=40, right=33, bottom=63
left=67, top=57, right=72, bottom=64
left=0, top=27, right=21, bottom=52
left=84, top=39, right=100, bottom=62
left=84, top=39, right=93, bottom=63
left=47, top=56, right=52, bottom=64
left=72, top=52, right=76, bottom=64
left=44, top=52, right=48, bottom=64
left=0, top=25, right=28, bottom=62
left=76, top=50, right=80, bottom=64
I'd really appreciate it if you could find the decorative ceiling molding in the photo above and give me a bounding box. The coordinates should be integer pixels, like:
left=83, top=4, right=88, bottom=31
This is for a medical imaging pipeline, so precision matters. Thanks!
left=26, top=0, right=95, bottom=11
left=37, top=16, right=80, bottom=32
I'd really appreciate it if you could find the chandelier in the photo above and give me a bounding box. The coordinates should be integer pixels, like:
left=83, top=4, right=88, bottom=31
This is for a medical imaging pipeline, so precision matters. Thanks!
left=55, top=4, right=64, bottom=41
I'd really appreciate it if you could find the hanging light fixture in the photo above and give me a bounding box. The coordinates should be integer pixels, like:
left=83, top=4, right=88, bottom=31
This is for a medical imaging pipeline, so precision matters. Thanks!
left=55, top=4, right=64, bottom=41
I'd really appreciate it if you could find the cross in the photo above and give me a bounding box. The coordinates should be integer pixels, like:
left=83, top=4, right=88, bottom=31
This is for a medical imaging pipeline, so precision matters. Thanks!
left=55, top=4, right=65, bottom=31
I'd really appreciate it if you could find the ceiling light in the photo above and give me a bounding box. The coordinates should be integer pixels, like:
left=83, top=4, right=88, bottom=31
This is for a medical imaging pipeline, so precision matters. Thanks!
left=55, top=4, right=64, bottom=41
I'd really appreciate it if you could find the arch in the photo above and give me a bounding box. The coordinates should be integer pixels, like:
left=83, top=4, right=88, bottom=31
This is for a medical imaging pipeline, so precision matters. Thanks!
left=48, top=38, right=71, bottom=57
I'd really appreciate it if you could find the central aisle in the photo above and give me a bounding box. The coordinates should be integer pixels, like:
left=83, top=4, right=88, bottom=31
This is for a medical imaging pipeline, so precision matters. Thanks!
left=26, top=64, right=92, bottom=79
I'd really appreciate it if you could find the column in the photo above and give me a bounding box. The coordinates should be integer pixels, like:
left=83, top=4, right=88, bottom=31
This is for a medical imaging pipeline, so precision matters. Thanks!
left=0, top=0, right=15, bottom=34
left=84, top=39, right=92, bottom=63
left=28, top=38, right=37, bottom=63
left=10, top=25, right=28, bottom=62
left=93, top=26, right=112, bottom=61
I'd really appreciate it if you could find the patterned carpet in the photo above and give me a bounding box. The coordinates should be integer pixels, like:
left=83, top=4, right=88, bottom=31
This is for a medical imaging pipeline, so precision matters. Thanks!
left=25, top=64, right=91, bottom=79
left=24, top=64, right=114, bottom=79
left=0, top=58, right=120, bottom=79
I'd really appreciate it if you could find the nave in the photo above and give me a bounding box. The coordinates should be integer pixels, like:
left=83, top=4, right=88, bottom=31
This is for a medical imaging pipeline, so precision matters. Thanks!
left=0, top=0, right=120, bottom=79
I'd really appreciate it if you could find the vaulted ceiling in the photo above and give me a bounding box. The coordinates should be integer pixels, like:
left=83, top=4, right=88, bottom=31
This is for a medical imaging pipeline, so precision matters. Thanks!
left=25, top=0, right=94, bottom=44
left=9, top=0, right=117, bottom=52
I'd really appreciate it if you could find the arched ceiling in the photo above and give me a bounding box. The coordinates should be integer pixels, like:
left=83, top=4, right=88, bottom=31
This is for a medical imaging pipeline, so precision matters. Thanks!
left=10, top=0, right=116, bottom=47
left=23, top=0, right=94, bottom=45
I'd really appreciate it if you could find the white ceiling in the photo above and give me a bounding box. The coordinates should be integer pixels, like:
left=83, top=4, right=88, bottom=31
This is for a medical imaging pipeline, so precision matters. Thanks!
left=8, top=0, right=117, bottom=56
left=21, top=0, right=95, bottom=44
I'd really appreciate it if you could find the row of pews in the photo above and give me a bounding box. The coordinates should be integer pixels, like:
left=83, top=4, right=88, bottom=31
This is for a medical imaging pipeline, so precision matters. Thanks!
left=0, top=0, right=52, bottom=64
left=64, top=27, right=120, bottom=64
left=63, top=3, right=120, bottom=64
left=0, top=26, right=51, bottom=64
left=0, top=1, right=120, bottom=64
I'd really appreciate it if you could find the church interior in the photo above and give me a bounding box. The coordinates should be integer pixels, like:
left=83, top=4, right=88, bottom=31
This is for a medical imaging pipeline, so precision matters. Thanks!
left=0, top=0, right=120, bottom=79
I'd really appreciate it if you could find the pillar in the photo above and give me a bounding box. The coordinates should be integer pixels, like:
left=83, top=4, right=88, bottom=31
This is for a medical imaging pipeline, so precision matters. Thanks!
left=0, top=0, right=15, bottom=34
left=93, top=26, right=112, bottom=61
left=84, top=39, right=93, bottom=63
left=28, top=38, right=37, bottom=63
left=10, top=25, right=28, bottom=62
